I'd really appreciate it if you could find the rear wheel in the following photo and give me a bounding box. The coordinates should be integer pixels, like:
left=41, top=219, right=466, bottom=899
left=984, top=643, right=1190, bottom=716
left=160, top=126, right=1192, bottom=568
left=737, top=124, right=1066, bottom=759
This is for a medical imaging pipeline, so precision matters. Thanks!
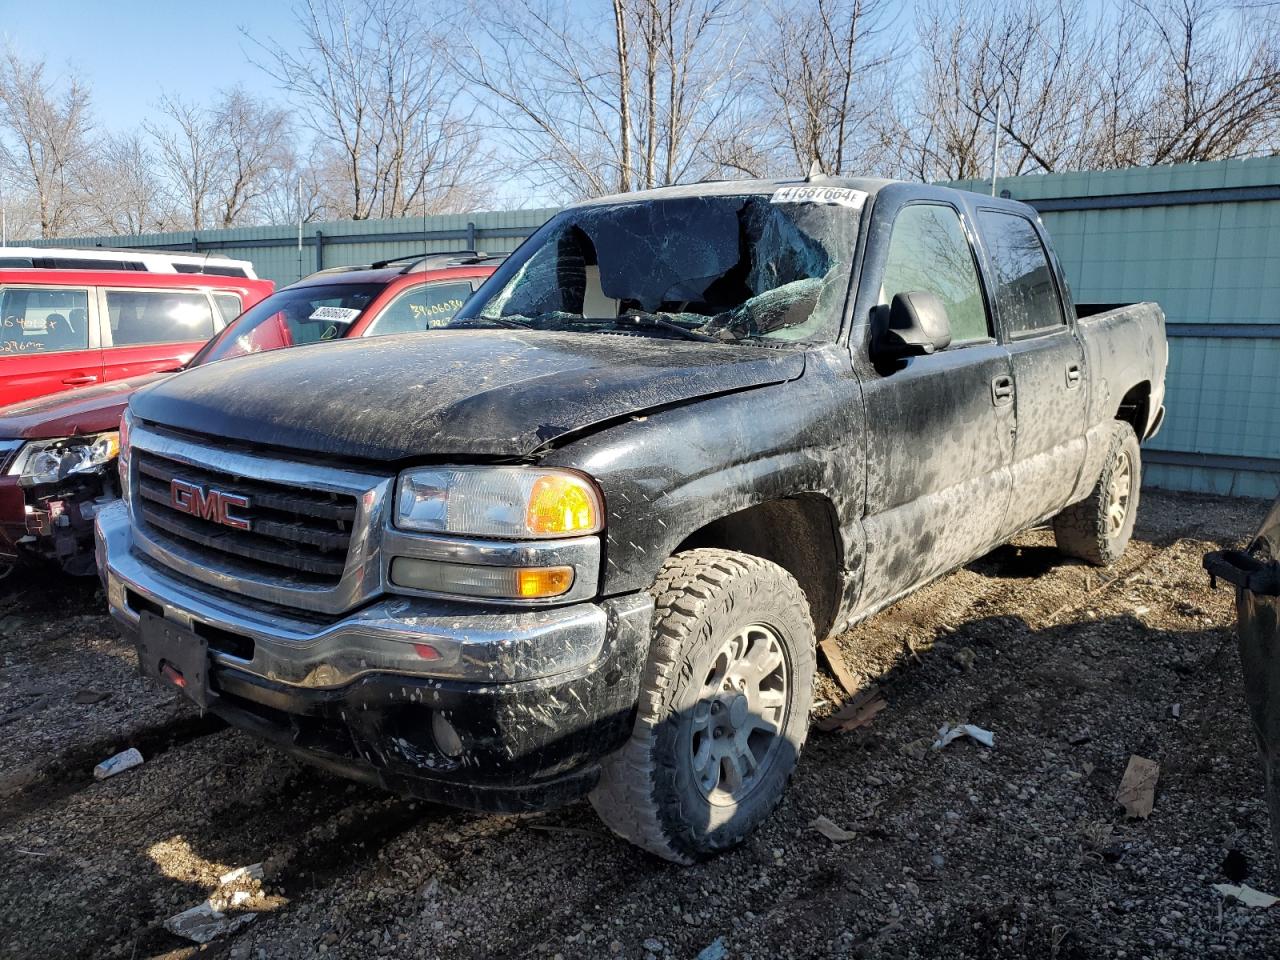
left=590, top=549, right=815, bottom=863
left=1053, top=423, right=1141, bottom=566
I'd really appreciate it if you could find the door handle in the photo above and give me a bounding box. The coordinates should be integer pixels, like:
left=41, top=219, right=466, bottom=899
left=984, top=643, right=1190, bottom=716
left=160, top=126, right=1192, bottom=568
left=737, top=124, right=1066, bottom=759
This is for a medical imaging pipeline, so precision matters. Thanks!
left=991, top=375, right=1015, bottom=406
left=1066, top=364, right=1082, bottom=388
left=61, top=375, right=99, bottom=385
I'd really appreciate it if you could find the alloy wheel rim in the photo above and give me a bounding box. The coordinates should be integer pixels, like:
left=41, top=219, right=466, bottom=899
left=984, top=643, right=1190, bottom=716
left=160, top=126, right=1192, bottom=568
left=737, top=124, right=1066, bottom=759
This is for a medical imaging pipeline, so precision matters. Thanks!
left=1107, top=453, right=1133, bottom=537
left=689, top=623, right=789, bottom=805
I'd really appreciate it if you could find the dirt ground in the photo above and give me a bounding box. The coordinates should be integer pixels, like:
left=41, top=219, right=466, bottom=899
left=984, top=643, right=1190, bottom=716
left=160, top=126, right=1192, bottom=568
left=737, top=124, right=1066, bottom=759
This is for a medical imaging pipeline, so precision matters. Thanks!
left=2, top=489, right=1278, bottom=960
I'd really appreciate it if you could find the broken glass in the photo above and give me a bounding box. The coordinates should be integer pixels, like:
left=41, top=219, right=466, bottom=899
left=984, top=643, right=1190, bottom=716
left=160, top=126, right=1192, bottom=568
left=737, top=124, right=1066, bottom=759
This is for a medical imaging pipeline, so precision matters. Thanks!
left=455, top=192, right=858, bottom=344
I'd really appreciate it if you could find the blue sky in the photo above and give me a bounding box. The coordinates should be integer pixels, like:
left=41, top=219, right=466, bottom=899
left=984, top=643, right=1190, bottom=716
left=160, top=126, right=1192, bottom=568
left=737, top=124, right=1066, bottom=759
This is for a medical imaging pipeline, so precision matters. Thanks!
left=1, top=0, right=302, bottom=132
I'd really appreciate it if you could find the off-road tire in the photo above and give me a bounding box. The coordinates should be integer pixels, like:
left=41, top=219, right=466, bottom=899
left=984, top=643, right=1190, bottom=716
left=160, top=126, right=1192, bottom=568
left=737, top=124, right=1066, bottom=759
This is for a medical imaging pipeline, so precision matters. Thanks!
left=1053, top=422, right=1141, bottom=566
left=590, top=549, right=816, bottom=863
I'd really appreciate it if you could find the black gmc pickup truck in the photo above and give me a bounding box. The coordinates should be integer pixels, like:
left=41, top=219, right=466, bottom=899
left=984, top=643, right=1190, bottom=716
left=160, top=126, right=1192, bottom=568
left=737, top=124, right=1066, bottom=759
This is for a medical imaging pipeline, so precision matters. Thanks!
left=96, top=177, right=1167, bottom=862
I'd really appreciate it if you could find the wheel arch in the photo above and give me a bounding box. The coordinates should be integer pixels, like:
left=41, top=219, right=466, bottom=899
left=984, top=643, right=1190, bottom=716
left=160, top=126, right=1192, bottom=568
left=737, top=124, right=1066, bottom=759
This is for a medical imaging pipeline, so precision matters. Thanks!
left=1115, top=380, right=1152, bottom=439
left=673, top=495, right=844, bottom=639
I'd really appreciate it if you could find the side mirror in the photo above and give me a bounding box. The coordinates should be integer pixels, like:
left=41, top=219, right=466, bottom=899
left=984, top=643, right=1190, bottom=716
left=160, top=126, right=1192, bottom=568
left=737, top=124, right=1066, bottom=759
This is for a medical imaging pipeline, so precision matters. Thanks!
left=872, top=291, right=952, bottom=360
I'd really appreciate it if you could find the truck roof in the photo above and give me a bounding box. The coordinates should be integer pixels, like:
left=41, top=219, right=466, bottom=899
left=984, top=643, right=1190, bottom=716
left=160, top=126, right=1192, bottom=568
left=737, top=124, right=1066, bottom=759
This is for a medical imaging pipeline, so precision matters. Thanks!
left=572, top=176, right=898, bottom=208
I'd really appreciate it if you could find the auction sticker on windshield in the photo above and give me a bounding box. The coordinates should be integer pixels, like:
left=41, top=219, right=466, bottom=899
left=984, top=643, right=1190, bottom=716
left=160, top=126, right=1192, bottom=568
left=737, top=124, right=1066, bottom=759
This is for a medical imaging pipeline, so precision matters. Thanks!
left=309, top=306, right=362, bottom=322
left=771, top=186, right=868, bottom=209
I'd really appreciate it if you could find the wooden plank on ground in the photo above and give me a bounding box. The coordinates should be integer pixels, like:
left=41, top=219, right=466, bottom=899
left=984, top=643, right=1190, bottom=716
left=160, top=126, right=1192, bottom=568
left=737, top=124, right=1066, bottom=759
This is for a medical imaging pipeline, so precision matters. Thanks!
left=816, top=686, right=887, bottom=733
left=819, top=638, right=862, bottom=698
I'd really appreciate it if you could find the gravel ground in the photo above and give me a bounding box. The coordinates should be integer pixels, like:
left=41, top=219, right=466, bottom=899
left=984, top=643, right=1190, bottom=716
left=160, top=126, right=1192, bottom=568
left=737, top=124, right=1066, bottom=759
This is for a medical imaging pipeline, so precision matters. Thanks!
left=1, top=489, right=1277, bottom=960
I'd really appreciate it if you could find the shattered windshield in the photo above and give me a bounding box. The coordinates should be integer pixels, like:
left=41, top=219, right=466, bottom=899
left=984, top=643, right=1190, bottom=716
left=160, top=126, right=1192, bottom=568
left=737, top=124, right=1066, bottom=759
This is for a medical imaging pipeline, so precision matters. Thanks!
left=452, top=190, right=860, bottom=343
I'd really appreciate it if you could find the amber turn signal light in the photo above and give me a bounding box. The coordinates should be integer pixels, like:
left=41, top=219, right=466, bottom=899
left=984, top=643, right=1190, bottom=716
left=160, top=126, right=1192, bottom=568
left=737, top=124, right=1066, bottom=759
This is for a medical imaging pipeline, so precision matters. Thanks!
left=515, top=566, right=575, bottom=598
left=525, top=474, right=601, bottom=536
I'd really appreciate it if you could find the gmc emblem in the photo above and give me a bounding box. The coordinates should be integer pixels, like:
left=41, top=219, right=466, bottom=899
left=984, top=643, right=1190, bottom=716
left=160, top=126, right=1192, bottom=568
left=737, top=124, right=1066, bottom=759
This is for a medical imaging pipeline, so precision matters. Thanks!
left=169, top=478, right=252, bottom=531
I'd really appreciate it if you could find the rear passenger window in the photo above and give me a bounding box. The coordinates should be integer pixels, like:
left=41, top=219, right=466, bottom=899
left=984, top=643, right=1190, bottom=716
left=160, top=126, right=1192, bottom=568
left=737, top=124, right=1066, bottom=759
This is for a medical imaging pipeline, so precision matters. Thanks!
left=0, top=287, right=91, bottom=355
left=978, top=211, right=1065, bottom=337
left=878, top=204, right=990, bottom=343
left=213, top=293, right=243, bottom=324
left=364, top=282, right=474, bottom=337
left=105, top=290, right=217, bottom=346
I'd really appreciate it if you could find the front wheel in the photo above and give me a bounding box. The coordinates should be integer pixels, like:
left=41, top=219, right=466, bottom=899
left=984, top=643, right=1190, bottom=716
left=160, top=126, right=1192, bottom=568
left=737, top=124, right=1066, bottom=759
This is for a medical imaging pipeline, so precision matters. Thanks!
left=590, top=549, right=816, bottom=863
left=1053, top=422, right=1141, bottom=566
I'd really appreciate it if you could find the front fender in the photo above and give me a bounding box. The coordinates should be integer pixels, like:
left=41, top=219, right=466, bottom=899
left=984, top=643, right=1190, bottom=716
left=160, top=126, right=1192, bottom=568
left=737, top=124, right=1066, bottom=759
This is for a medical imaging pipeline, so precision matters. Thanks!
left=543, top=364, right=865, bottom=597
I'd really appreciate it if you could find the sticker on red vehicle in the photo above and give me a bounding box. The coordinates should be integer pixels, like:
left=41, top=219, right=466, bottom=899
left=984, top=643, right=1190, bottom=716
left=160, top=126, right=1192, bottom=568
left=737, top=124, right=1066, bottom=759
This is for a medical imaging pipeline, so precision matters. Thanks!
left=308, top=306, right=362, bottom=323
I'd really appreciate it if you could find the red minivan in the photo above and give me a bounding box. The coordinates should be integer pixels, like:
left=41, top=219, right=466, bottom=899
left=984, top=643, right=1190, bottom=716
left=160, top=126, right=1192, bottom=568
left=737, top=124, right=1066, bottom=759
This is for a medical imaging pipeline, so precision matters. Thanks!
left=0, top=268, right=273, bottom=407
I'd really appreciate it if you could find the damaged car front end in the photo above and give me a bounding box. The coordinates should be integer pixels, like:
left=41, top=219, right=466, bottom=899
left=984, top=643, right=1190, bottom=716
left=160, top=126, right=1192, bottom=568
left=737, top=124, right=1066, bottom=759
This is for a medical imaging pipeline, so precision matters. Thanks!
left=1, top=394, right=132, bottom=576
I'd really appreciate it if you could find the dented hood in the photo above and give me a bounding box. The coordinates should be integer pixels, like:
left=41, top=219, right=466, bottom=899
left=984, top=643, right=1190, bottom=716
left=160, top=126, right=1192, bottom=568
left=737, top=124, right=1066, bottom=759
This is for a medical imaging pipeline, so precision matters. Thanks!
left=0, top=373, right=172, bottom=440
left=129, top=330, right=804, bottom=461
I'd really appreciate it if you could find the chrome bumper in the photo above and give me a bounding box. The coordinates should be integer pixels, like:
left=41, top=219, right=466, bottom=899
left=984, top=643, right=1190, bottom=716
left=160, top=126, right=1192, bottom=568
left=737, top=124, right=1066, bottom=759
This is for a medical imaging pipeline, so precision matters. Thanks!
left=96, top=500, right=637, bottom=688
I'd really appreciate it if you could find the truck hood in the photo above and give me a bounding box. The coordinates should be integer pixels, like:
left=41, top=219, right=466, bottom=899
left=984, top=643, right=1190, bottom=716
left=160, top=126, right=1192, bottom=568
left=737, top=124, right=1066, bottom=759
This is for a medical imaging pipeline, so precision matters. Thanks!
left=0, top=373, right=173, bottom=440
left=130, top=330, right=805, bottom=461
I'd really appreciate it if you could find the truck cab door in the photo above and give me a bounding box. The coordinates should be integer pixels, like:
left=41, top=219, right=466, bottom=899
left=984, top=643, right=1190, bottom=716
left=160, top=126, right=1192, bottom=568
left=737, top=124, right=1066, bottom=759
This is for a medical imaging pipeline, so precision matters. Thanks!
left=976, top=210, right=1088, bottom=533
left=853, top=199, right=1016, bottom=613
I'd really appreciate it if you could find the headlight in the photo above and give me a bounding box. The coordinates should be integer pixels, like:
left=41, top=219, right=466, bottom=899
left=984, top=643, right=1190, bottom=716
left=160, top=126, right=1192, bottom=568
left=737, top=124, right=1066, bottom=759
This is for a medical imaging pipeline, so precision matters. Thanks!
left=7, top=431, right=121, bottom=486
left=394, top=466, right=603, bottom=539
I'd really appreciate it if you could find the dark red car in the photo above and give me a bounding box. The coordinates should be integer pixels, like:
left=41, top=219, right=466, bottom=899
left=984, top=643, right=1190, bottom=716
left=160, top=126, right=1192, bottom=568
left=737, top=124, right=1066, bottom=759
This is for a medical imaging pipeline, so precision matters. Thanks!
left=0, top=253, right=500, bottom=575
left=0, top=268, right=274, bottom=408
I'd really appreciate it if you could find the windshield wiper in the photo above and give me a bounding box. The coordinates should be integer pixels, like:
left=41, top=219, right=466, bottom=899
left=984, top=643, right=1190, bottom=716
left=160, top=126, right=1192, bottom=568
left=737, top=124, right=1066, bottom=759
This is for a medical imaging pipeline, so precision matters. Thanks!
left=446, top=316, right=530, bottom=330
left=608, top=315, right=719, bottom=343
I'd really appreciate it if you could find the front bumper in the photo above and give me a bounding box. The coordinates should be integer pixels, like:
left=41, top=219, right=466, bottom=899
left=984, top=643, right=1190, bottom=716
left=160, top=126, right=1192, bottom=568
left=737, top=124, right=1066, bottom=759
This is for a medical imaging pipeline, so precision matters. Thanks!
left=0, top=475, right=22, bottom=562
left=96, top=500, right=655, bottom=812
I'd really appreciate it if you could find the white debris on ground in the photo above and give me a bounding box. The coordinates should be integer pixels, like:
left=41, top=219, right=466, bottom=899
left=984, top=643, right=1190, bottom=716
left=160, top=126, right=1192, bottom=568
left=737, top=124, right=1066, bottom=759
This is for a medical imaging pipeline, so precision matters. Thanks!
left=165, top=892, right=260, bottom=944
left=165, top=862, right=282, bottom=943
left=1212, top=883, right=1279, bottom=909
left=220, top=863, right=265, bottom=885
left=930, top=722, right=995, bottom=751
left=92, top=747, right=143, bottom=780
left=1115, top=754, right=1160, bottom=819
left=810, top=815, right=858, bottom=843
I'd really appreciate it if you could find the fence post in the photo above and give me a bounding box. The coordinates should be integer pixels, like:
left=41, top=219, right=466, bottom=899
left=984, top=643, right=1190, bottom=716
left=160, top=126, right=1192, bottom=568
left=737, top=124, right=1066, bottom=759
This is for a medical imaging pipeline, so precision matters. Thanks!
left=466, top=221, right=476, bottom=251
left=190, top=235, right=199, bottom=252
left=314, top=229, right=325, bottom=271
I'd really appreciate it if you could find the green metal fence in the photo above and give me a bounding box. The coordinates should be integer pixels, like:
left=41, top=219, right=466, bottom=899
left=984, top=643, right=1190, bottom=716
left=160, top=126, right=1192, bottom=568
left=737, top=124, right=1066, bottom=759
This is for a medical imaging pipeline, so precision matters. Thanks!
left=30, top=156, right=1280, bottom=499
left=952, top=156, right=1280, bottom=500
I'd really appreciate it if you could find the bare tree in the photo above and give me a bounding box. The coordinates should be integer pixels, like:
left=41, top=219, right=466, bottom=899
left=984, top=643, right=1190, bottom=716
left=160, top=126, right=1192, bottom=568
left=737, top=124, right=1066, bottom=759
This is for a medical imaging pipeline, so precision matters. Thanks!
left=752, top=0, right=900, bottom=177
left=895, top=0, right=1280, bottom=181
left=248, top=0, right=488, bottom=219
left=1135, top=0, right=1280, bottom=163
left=146, top=93, right=221, bottom=229
left=454, top=0, right=746, bottom=200
left=980, top=0, right=1099, bottom=174
left=214, top=88, right=293, bottom=227
left=77, top=131, right=168, bottom=235
left=255, top=154, right=329, bottom=225
left=0, top=48, right=93, bottom=237
left=895, top=0, right=1000, bottom=181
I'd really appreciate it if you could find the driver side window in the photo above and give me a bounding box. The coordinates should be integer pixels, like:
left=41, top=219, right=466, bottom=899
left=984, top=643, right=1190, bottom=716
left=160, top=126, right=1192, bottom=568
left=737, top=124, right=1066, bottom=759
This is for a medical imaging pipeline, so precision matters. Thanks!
left=879, top=204, right=990, bottom=344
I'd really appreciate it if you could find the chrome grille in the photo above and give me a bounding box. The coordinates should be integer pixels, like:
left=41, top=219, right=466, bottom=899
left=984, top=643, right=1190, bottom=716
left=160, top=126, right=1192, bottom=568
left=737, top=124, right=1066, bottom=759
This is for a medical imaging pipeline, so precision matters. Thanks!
left=135, top=448, right=357, bottom=585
